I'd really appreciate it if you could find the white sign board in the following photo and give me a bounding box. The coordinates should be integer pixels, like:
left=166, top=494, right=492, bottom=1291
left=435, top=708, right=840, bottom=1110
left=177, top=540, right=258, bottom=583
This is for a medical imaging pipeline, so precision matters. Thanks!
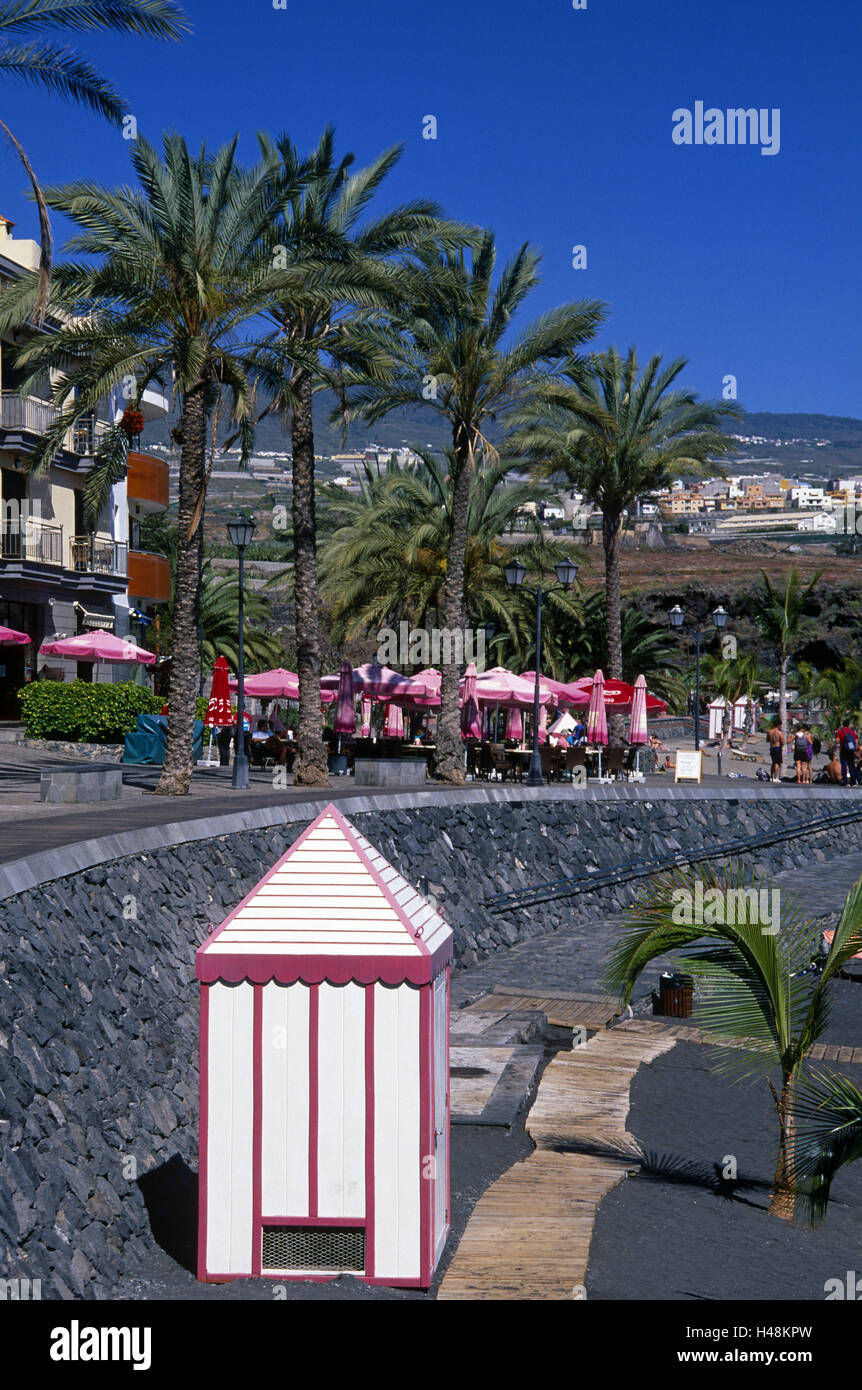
left=675, top=749, right=703, bottom=784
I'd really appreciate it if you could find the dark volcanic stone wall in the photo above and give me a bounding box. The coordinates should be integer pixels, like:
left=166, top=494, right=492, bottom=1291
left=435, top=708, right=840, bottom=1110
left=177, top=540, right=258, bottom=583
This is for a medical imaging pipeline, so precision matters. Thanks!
left=0, top=795, right=859, bottom=1298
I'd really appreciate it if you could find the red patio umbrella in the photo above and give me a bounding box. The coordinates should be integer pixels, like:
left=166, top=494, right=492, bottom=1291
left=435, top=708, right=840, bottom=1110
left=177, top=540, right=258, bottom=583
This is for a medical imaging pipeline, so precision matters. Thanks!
left=205, top=656, right=234, bottom=728
left=565, top=676, right=667, bottom=712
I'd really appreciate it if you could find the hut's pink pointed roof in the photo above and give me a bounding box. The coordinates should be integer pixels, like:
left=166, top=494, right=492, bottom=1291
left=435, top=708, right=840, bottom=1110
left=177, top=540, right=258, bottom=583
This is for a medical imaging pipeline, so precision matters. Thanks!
left=196, top=804, right=453, bottom=986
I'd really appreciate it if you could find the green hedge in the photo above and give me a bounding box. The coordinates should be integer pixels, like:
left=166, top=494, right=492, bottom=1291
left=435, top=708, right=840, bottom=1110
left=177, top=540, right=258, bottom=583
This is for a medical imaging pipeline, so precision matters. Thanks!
left=18, top=680, right=163, bottom=743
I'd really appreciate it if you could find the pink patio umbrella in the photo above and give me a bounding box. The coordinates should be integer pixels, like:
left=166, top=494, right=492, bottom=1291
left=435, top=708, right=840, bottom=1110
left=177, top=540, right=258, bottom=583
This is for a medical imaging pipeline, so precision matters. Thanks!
left=321, top=660, right=419, bottom=703
left=460, top=662, right=482, bottom=740
left=375, top=667, right=441, bottom=708
left=628, top=673, right=649, bottom=775
left=383, top=702, right=404, bottom=739
left=0, top=625, right=31, bottom=645
left=467, top=666, right=555, bottom=709
left=40, top=630, right=156, bottom=665
left=505, top=705, right=523, bottom=742
left=628, top=674, right=649, bottom=745
left=520, top=671, right=576, bottom=705
left=359, top=696, right=372, bottom=737
left=229, top=667, right=298, bottom=699
left=586, top=668, right=609, bottom=777
left=333, top=659, right=356, bottom=739
left=229, top=668, right=336, bottom=703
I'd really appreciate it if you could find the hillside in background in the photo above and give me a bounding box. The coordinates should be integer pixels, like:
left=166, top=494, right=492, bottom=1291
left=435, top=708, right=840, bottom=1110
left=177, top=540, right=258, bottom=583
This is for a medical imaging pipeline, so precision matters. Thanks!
left=142, top=398, right=861, bottom=474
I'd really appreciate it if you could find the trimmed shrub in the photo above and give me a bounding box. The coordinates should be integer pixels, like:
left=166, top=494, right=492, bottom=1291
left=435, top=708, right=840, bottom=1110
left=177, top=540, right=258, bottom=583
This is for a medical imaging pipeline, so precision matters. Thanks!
left=18, top=680, right=163, bottom=743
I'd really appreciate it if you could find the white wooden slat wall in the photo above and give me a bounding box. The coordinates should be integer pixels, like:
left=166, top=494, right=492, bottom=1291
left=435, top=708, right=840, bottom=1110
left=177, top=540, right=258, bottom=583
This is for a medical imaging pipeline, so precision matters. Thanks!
left=261, top=983, right=310, bottom=1219
left=433, top=970, right=449, bottom=1260
left=206, top=982, right=255, bottom=1274
left=373, top=983, right=421, bottom=1281
left=317, top=983, right=366, bottom=1218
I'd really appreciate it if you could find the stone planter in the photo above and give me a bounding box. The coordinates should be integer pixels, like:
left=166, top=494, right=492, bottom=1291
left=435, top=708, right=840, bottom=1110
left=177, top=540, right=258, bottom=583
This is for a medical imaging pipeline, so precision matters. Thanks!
left=39, top=765, right=124, bottom=804
left=353, top=756, right=429, bottom=788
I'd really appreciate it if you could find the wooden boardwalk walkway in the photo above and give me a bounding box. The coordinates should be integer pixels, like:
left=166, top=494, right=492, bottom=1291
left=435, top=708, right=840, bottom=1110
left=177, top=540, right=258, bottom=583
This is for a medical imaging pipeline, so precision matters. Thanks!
left=438, top=998, right=677, bottom=1300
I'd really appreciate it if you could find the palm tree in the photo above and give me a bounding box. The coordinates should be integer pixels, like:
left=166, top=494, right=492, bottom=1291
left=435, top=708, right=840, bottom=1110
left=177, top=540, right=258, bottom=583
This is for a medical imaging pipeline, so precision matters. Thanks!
left=0, top=133, right=300, bottom=793
left=0, top=0, right=188, bottom=315
left=250, top=129, right=466, bottom=785
left=317, top=448, right=582, bottom=664
left=343, top=233, right=605, bottom=782
left=812, top=657, right=862, bottom=731
left=550, top=599, right=686, bottom=708
left=514, top=348, right=742, bottom=681
left=153, top=527, right=284, bottom=674
left=788, top=1068, right=862, bottom=1223
left=702, top=651, right=764, bottom=745
left=751, top=566, right=822, bottom=761
left=607, top=863, right=862, bottom=1219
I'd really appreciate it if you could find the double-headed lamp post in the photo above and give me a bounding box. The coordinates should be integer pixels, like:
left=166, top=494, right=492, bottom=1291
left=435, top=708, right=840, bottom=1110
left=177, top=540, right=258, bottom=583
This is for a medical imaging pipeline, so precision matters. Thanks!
left=669, top=603, right=729, bottom=751
left=504, top=557, right=578, bottom=786
left=227, top=516, right=257, bottom=789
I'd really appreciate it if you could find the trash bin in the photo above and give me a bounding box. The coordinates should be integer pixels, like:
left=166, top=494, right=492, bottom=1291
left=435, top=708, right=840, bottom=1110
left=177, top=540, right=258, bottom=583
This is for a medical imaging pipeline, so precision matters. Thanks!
left=654, top=970, right=694, bottom=1018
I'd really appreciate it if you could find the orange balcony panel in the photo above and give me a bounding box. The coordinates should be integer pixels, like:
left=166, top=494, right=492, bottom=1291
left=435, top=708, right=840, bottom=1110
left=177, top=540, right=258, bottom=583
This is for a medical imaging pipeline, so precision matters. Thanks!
left=128, top=550, right=171, bottom=604
left=127, top=451, right=169, bottom=511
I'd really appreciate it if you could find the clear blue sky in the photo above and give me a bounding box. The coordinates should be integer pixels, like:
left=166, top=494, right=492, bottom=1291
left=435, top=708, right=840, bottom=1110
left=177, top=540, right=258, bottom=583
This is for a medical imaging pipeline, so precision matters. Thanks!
left=2, top=0, right=860, bottom=417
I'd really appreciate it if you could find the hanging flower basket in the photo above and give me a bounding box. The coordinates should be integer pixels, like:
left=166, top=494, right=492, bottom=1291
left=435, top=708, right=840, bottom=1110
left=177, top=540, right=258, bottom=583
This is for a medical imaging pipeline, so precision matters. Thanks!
left=119, top=407, right=145, bottom=439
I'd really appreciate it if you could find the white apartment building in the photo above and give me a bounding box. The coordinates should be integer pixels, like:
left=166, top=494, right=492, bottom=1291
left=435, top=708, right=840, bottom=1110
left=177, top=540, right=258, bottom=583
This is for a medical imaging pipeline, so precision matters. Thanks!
left=790, top=485, right=828, bottom=508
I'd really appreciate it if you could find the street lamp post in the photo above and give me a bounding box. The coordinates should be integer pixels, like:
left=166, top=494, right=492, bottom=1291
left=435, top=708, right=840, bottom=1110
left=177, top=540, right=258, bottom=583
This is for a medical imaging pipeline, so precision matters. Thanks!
left=669, top=604, right=729, bottom=752
left=227, top=516, right=256, bottom=789
left=504, top=557, right=578, bottom=786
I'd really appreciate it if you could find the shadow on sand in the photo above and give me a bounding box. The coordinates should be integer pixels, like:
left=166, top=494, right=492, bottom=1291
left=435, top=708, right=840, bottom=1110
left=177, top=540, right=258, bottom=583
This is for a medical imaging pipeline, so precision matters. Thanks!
left=137, top=1154, right=198, bottom=1273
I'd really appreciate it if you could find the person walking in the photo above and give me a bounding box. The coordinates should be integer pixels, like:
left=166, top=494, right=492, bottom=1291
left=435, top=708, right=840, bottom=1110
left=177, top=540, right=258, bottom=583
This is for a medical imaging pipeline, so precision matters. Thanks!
left=793, top=726, right=812, bottom=784
left=767, top=717, right=785, bottom=782
left=835, top=716, right=859, bottom=786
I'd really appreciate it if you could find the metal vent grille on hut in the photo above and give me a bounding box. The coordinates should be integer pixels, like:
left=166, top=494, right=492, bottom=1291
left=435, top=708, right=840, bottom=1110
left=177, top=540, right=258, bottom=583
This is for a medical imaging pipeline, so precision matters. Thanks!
left=261, top=1225, right=365, bottom=1273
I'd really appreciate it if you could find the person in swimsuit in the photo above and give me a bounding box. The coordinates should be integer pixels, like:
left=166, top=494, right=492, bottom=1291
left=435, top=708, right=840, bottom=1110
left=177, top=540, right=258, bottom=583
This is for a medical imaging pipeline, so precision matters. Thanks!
left=767, top=718, right=785, bottom=782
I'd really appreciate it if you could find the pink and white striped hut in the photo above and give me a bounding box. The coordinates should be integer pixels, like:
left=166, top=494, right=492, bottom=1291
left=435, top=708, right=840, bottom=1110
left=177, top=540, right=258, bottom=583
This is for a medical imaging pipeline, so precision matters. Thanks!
left=196, top=803, right=453, bottom=1288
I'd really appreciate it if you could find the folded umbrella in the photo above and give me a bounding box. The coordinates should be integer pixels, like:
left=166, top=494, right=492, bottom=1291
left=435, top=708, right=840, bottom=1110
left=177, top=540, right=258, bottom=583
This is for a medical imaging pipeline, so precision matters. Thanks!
left=460, top=662, right=482, bottom=740
left=333, top=659, right=357, bottom=736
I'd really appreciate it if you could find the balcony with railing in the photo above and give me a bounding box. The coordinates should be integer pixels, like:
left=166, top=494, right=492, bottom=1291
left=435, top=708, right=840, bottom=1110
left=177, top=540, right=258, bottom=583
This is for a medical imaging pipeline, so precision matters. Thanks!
left=0, top=393, right=110, bottom=455
left=70, top=535, right=128, bottom=576
left=1, top=519, right=63, bottom=566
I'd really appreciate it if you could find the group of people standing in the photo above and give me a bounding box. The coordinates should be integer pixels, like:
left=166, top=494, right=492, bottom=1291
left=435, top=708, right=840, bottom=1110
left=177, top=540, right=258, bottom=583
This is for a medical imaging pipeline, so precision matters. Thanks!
left=767, top=715, right=860, bottom=786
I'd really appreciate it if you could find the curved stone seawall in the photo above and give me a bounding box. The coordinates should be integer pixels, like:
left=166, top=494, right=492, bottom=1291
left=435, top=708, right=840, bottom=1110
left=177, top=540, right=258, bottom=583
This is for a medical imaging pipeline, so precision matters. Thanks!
left=0, top=788, right=859, bottom=1298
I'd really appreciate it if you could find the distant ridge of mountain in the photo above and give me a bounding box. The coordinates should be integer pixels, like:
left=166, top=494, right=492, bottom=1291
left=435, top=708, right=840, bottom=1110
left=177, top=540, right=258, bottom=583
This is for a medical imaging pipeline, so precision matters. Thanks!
left=722, top=412, right=862, bottom=448
left=143, top=398, right=861, bottom=473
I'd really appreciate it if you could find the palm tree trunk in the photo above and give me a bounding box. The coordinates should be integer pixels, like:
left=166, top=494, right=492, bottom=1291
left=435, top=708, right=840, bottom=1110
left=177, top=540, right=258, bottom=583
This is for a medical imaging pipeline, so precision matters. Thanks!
left=603, top=510, right=624, bottom=679
left=291, top=369, right=328, bottom=786
left=770, top=1071, right=796, bottom=1220
left=779, top=654, right=789, bottom=769
left=432, top=429, right=472, bottom=784
left=156, top=381, right=207, bottom=796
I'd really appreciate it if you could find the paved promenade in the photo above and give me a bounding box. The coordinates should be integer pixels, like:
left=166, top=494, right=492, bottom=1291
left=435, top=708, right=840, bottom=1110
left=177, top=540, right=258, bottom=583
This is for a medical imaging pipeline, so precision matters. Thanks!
left=3, top=739, right=856, bottom=867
